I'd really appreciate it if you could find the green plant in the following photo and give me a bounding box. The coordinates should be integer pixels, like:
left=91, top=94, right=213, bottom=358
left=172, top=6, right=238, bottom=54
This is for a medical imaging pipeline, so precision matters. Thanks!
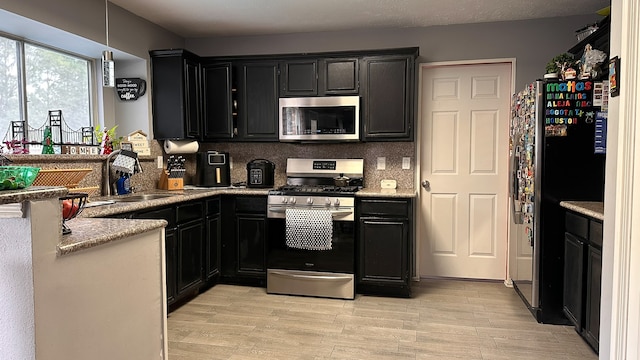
left=94, top=124, right=122, bottom=149
left=546, top=53, right=576, bottom=74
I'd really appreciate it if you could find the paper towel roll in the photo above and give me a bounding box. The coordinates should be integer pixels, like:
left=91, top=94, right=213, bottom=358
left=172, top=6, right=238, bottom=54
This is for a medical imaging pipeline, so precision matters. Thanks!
left=163, top=140, right=199, bottom=154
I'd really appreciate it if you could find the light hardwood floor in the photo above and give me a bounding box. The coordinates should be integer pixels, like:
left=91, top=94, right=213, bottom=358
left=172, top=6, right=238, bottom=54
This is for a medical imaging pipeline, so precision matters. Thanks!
left=167, top=279, right=597, bottom=359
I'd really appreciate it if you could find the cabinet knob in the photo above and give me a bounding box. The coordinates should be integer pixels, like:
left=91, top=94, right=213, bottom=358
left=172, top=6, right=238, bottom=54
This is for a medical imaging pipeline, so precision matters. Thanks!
left=421, top=180, right=430, bottom=191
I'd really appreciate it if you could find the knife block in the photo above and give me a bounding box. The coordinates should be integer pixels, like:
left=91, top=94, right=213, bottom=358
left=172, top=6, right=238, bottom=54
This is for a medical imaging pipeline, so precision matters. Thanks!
left=158, top=170, right=183, bottom=190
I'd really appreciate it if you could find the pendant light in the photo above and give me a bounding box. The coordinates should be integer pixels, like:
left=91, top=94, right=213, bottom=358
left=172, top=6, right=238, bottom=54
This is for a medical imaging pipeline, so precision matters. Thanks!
left=102, top=0, right=115, bottom=87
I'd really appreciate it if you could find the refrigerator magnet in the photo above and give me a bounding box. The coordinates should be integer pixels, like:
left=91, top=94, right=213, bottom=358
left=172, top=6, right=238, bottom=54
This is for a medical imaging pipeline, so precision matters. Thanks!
left=609, top=56, right=620, bottom=97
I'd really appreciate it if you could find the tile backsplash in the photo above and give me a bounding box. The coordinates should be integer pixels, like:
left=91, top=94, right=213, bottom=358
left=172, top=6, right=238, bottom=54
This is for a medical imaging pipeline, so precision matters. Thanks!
left=5, top=140, right=416, bottom=195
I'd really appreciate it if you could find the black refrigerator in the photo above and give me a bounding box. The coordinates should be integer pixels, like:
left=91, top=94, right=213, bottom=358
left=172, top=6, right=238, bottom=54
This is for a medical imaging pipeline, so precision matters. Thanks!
left=509, top=79, right=605, bottom=324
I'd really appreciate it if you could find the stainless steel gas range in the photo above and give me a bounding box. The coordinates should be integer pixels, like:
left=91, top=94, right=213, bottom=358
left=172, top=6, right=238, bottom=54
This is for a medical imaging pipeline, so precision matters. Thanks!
left=266, top=158, right=364, bottom=300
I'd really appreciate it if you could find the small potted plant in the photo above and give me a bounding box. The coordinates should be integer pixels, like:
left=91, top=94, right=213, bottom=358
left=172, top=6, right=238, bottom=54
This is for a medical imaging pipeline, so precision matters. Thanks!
left=545, top=53, right=576, bottom=79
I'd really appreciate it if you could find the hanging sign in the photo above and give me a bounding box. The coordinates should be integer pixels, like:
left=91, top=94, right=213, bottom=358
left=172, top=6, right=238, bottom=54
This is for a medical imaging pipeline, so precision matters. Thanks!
left=115, top=78, right=146, bottom=101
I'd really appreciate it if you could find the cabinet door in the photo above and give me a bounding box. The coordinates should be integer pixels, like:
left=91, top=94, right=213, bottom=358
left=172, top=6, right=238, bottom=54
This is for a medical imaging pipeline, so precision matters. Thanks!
left=358, top=219, right=408, bottom=285
left=236, top=214, right=266, bottom=276
left=165, top=228, right=177, bottom=305
left=184, top=58, right=202, bottom=139
left=321, top=58, right=359, bottom=95
left=237, top=62, right=279, bottom=141
left=202, top=62, right=233, bottom=139
left=205, top=214, right=221, bottom=279
left=563, top=232, right=586, bottom=330
left=150, top=51, right=200, bottom=140
left=176, top=219, right=204, bottom=295
left=281, top=59, right=318, bottom=96
left=361, top=55, right=414, bottom=140
left=584, top=245, right=602, bottom=352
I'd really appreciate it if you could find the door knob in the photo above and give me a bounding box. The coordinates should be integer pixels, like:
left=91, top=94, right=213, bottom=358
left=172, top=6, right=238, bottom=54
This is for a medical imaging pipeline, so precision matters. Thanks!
left=421, top=180, right=430, bottom=190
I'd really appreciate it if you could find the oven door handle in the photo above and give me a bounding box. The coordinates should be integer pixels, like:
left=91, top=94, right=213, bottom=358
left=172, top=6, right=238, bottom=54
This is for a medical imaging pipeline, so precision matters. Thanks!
left=269, top=271, right=352, bottom=281
left=268, top=207, right=353, bottom=218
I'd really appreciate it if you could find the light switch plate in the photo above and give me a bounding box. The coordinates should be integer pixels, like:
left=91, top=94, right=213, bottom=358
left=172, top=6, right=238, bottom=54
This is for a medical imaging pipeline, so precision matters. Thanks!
left=157, top=156, right=163, bottom=169
left=381, top=179, right=397, bottom=189
left=377, top=157, right=386, bottom=170
left=402, top=157, right=411, bottom=170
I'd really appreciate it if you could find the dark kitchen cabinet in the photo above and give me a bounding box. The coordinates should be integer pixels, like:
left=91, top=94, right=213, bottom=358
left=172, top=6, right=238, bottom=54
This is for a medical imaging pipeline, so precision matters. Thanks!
left=220, top=195, right=268, bottom=286
left=201, top=62, right=234, bottom=140
left=356, top=197, right=413, bottom=297
left=280, top=59, right=318, bottom=96
left=175, top=201, right=205, bottom=298
left=280, top=57, right=359, bottom=96
left=149, top=49, right=202, bottom=140
left=204, top=197, right=221, bottom=282
left=321, top=57, right=359, bottom=95
left=164, top=229, right=177, bottom=305
left=235, top=62, right=279, bottom=141
left=360, top=52, right=416, bottom=141
left=563, top=210, right=602, bottom=354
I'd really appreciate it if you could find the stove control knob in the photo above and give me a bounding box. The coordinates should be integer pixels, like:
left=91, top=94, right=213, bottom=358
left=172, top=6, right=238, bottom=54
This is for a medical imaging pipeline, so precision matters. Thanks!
left=325, top=197, right=332, bottom=206
left=307, top=197, right=314, bottom=205
left=281, top=197, right=288, bottom=204
left=289, top=197, right=296, bottom=204
left=334, top=198, right=340, bottom=206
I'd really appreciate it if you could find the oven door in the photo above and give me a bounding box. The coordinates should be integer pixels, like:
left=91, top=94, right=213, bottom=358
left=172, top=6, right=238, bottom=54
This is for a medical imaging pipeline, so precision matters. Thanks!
left=267, top=215, right=355, bottom=274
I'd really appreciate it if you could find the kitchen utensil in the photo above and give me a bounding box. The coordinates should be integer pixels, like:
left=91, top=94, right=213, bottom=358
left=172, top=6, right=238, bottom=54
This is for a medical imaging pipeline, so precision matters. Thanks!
left=247, top=159, right=275, bottom=188
left=333, top=173, right=350, bottom=187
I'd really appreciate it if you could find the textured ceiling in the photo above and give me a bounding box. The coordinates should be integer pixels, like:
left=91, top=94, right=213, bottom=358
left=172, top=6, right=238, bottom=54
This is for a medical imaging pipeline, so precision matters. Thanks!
left=110, top=0, right=610, bottom=38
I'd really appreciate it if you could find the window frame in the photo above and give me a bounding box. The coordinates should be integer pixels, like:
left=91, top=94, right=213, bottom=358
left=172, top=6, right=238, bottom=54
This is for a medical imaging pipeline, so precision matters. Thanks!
left=1, top=31, right=97, bottom=148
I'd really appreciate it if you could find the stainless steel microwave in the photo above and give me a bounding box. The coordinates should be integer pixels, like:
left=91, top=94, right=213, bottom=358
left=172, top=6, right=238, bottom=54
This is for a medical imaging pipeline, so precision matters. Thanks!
left=279, top=96, right=360, bottom=141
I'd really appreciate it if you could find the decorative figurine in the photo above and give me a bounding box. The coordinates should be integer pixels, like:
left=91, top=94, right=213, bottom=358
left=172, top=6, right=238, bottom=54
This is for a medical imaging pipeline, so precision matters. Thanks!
left=42, top=126, right=54, bottom=154
left=578, top=44, right=608, bottom=80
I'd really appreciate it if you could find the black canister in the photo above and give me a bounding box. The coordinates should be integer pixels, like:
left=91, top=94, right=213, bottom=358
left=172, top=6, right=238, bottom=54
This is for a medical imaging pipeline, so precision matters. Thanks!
left=246, top=159, right=275, bottom=188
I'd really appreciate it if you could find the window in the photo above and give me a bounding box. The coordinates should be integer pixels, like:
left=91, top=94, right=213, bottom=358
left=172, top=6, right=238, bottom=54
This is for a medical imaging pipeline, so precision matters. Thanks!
left=0, top=34, right=93, bottom=152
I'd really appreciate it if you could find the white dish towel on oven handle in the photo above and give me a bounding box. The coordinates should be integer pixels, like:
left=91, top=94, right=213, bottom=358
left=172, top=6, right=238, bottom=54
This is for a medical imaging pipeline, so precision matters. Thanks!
left=285, top=208, right=333, bottom=250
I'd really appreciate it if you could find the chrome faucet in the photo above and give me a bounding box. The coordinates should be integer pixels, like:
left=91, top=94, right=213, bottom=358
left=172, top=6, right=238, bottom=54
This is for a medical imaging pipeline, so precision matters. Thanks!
left=101, top=150, right=121, bottom=196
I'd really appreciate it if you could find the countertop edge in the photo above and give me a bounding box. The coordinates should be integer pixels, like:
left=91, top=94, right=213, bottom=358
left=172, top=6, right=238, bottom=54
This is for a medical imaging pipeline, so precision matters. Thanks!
left=560, top=201, right=604, bottom=221
left=0, top=186, right=68, bottom=205
left=57, top=218, right=168, bottom=256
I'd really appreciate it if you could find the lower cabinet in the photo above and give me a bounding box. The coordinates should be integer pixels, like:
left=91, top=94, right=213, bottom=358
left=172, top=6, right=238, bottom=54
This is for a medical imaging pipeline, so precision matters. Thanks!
left=220, top=195, right=268, bottom=286
left=563, top=210, right=602, bottom=353
left=204, top=197, right=221, bottom=281
left=176, top=219, right=205, bottom=295
left=356, top=197, right=412, bottom=297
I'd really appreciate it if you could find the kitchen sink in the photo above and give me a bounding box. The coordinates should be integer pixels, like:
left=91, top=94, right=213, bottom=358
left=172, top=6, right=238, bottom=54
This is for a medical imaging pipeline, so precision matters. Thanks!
left=109, top=193, right=176, bottom=202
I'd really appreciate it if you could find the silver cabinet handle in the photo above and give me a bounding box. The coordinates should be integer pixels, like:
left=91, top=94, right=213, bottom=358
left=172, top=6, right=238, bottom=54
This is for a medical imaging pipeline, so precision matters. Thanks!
left=421, top=180, right=430, bottom=190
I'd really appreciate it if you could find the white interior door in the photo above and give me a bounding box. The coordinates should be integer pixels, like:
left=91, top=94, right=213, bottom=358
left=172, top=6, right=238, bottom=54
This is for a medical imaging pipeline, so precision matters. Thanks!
left=418, top=61, right=512, bottom=280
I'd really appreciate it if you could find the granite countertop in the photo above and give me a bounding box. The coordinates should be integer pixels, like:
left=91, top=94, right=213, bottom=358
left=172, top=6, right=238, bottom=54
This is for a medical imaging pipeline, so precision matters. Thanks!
left=560, top=201, right=604, bottom=221
left=356, top=188, right=417, bottom=198
left=58, top=218, right=167, bottom=256
left=0, top=186, right=68, bottom=205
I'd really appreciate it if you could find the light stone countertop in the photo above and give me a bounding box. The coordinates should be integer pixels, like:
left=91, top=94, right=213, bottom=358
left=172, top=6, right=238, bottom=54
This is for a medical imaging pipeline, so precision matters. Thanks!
left=356, top=188, right=417, bottom=198
left=0, top=186, right=68, bottom=205
left=559, top=201, right=604, bottom=221
left=58, top=217, right=168, bottom=256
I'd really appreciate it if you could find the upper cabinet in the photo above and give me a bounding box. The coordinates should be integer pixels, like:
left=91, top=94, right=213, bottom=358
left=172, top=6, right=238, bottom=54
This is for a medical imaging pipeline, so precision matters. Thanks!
left=236, top=61, right=280, bottom=141
left=149, top=49, right=202, bottom=140
left=280, top=59, right=318, bottom=96
left=201, top=62, right=233, bottom=140
left=360, top=52, right=416, bottom=141
left=149, top=47, right=418, bottom=142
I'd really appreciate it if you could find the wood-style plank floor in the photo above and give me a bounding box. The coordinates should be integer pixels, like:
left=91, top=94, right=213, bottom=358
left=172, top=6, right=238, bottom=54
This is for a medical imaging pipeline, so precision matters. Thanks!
left=167, top=279, right=597, bottom=359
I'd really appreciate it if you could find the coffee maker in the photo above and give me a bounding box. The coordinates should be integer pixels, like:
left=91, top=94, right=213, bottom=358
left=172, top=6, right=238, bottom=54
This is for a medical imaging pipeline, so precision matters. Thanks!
left=195, top=151, right=231, bottom=187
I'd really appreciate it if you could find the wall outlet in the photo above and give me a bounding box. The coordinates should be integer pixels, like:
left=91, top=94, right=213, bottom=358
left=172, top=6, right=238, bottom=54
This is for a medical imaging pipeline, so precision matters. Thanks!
left=402, top=157, right=411, bottom=170
left=229, top=156, right=233, bottom=169
left=157, top=156, right=163, bottom=169
left=381, top=179, right=397, bottom=189
left=377, top=157, right=386, bottom=170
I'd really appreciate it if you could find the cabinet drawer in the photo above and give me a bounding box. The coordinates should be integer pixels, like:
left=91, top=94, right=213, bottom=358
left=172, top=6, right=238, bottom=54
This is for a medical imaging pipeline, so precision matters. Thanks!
left=135, top=207, right=176, bottom=228
left=176, top=201, right=204, bottom=224
left=206, top=197, right=221, bottom=215
left=359, top=199, right=410, bottom=217
left=565, top=211, right=589, bottom=239
left=590, top=220, right=603, bottom=248
left=235, top=196, right=267, bottom=213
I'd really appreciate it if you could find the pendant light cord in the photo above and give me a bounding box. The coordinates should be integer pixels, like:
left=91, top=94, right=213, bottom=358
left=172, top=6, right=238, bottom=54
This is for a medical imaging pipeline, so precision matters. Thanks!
left=105, top=0, right=109, bottom=48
